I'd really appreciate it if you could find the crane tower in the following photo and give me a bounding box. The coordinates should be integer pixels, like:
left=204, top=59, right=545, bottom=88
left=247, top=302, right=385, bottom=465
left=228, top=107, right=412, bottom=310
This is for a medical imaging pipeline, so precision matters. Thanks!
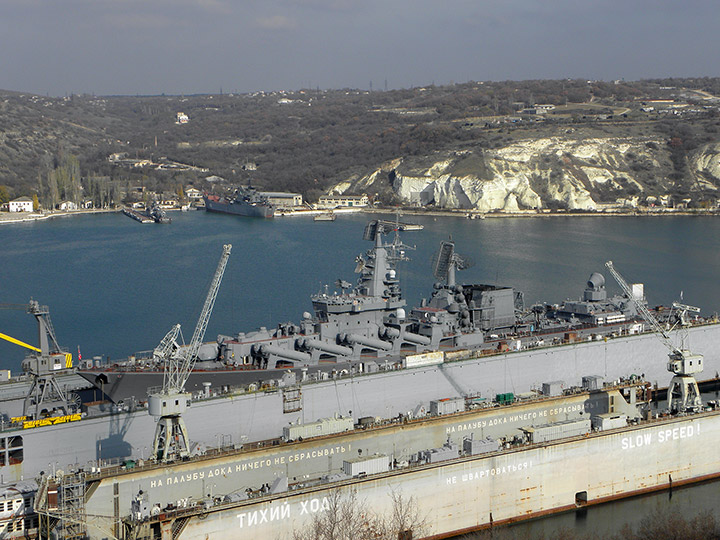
left=149, top=244, right=232, bottom=462
left=605, top=261, right=702, bottom=412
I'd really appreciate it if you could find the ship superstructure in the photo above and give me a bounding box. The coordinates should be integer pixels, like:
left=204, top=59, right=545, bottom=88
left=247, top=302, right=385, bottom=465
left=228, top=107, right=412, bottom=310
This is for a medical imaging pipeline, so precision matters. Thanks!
left=78, top=221, right=670, bottom=404
left=0, top=222, right=717, bottom=538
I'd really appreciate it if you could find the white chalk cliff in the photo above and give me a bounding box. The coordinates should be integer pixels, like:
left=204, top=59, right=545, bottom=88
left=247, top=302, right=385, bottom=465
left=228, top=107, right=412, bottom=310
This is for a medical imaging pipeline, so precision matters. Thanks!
left=330, top=136, right=720, bottom=211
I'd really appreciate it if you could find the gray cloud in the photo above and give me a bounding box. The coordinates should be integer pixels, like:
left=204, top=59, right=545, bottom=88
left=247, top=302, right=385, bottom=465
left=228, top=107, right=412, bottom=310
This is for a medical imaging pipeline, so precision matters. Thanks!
left=255, top=15, right=297, bottom=30
left=1, top=0, right=718, bottom=95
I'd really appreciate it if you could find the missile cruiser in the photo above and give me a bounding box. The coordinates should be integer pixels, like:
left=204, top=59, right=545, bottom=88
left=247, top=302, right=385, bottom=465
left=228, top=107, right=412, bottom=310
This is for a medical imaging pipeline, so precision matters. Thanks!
left=78, top=220, right=712, bottom=406
left=31, top=251, right=720, bottom=539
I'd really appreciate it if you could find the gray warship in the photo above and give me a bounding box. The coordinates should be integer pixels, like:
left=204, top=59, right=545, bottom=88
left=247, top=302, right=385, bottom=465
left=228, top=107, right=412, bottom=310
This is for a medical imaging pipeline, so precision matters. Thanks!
left=78, top=220, right=686, bottom=404
left=203, top=186, right=274, bottom=219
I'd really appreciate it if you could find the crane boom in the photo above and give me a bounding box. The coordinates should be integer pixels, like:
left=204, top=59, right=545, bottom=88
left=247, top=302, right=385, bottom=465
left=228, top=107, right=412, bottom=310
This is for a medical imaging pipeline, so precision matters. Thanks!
left=604, top=261, right=680, bottom=356
left=149, top=244, right=232, bottom=462
left=153, top=324, right=181, bottom=363
left=605, top=260, right=703, bottom=412
left=0, top=331, right=41, bottom=352
left=166, top=244, right=232, bottom=392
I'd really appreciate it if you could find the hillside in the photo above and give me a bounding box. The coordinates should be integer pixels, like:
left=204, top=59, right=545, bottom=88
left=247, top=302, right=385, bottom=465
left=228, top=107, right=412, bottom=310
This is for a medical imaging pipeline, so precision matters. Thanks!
left=1, top=78, right=719, bottom=210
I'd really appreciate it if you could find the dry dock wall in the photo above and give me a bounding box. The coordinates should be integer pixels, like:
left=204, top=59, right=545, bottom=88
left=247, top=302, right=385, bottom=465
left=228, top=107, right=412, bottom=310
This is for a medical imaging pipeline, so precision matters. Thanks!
left=7, top=323, right=713, bottom=487
left=84, top=390, right=619, bottom=520
left=169, top=412, right=720, bottom=540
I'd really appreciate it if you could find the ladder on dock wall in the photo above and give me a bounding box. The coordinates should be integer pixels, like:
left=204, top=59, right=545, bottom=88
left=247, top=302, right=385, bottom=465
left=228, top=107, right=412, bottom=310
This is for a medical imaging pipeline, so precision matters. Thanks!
left=36, top=472, right=88, bottom=540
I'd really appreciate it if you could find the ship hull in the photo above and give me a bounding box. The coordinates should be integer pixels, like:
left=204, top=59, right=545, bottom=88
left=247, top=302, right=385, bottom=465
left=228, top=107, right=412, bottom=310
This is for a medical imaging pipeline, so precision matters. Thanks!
left=12, top=323, right=713, bottom=483
left=79, top=322, right=720, bottom=406
left=43, top=387, right=720, bottom=540
left=80, top=389, right=616, bottom=521
left=203, top=196, right=274, bottom=218
left=168, top=412, right=720, bottom=540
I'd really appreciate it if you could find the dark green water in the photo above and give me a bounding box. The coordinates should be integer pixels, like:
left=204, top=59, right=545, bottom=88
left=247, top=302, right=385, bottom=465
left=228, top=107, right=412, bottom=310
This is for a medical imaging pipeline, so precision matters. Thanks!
left=1, top=211, right=720, bottom=537
left=461, top=475, right=720, bottom=539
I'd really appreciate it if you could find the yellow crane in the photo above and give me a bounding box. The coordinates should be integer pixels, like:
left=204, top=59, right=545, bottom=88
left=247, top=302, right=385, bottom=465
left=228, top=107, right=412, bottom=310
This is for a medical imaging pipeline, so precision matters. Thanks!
left=0, top=300, right=75, bottom=418
left=0, top=331, right=42, bottom=353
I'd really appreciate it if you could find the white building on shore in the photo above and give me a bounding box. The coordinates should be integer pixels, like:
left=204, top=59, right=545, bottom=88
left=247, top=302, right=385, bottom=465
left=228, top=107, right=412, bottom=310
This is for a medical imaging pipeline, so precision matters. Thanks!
left=260, top=192, right=303, bottom=208
left=316, top=194, right=369, bottom=209
left=8, top=197, right=33, bottom=212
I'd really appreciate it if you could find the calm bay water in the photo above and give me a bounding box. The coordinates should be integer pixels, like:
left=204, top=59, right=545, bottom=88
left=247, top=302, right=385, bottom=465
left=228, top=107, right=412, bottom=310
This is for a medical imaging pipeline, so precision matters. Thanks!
left=2, top=211, right=719, bottom=371
left=1, top=211, right=720, bottom=537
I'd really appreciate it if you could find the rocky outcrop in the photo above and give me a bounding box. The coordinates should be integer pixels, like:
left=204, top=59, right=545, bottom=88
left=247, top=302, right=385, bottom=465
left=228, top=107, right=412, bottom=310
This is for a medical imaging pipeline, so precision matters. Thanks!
left=691, top=142, right=720, bottom=191
left=330, top=135, right=720, bottom=211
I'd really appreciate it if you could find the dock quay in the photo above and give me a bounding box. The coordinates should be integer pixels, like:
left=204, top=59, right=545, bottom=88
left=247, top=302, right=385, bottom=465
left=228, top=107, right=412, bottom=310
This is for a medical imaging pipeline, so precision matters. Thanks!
left=122, top=207, right=153, bottom=223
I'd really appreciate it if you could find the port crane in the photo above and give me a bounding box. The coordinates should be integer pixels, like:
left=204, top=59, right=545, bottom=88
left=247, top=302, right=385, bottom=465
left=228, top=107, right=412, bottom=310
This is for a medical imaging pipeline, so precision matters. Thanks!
left=148, top=244, right=232, bottom=462
left=0, top=300, right=77, bottom=418
left=605, top=261, right=702, bottom=412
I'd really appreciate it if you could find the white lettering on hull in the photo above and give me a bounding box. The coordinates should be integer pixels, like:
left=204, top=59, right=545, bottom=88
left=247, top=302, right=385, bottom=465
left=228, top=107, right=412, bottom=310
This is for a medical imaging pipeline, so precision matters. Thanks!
left=149, top=444, right=351, bottom=489
left=621, top=423, right=700, bottom=450
left=446, top=460, right=533, bottom=485
left=446, top=402, right=598, bottom=434
left=236, top=497, right=331, bottom=529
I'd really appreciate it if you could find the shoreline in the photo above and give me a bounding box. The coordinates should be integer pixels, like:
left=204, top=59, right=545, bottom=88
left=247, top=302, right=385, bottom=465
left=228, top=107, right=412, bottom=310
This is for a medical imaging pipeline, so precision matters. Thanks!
left=1, top=206, right=717, bottom=225
left=368, top=207, right=720, bottom=218
left=0, top=208, right=119, bottom=225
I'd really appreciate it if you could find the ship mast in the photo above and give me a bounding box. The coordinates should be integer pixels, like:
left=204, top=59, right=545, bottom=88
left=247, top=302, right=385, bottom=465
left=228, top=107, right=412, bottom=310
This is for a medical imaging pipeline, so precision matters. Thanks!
left=148, top=245, right=232, bottom=462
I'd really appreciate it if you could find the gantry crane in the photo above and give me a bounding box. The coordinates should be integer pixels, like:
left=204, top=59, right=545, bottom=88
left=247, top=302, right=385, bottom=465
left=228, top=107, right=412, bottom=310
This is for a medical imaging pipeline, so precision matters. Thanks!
left=148, top=244, right=232, bottom=462
left=605, top=261, right=702, bottom=412
left=1, top=300, right=76, bottom=418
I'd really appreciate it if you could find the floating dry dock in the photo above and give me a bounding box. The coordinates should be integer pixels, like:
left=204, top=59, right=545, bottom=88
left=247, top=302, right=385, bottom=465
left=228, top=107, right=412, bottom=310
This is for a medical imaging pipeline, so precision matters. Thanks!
left=34, top=380, right=720, bottom=539
left=165, top=411, right=719, bottom=540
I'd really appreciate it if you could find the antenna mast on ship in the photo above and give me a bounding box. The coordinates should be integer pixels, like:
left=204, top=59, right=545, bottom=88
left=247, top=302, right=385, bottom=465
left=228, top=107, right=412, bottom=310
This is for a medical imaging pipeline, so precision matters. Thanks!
left=148, top=244, right=232, bottom=462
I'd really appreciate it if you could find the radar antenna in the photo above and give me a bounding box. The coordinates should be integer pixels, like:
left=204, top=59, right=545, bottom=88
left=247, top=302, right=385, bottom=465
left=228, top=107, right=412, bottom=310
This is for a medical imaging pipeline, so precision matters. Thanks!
left=148, top=244, right=232, bottom=462
left=335, top=279, right=352, bottom=294
left=605, top=261, right=702, bottom=412
left=431, top=240, right=474, bottom=287
left=670, top=301, right=700, bottom=328
left=362, top=220, right=395, bottom=241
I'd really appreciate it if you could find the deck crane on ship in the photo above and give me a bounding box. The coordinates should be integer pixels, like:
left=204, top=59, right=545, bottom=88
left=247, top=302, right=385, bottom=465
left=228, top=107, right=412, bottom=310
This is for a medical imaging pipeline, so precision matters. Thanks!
left=605, top=261, right=703, bottom=412
left=148, top=244, right=232, bottom=462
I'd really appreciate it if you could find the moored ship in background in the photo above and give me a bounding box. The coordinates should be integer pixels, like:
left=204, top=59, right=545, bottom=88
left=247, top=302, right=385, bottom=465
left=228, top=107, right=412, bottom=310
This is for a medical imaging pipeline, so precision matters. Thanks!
left=203, top=186, right=274, bottom=218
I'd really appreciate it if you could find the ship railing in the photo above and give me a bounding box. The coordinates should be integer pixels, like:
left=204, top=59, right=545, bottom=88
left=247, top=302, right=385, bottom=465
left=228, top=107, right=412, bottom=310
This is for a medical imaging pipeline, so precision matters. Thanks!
left=146, top=386, right=163, bottom=396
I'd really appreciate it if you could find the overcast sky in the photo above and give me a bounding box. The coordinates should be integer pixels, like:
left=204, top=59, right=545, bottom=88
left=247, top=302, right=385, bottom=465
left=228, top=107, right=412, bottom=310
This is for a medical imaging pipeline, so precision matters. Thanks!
left=1, top=0, right=718, bottom=96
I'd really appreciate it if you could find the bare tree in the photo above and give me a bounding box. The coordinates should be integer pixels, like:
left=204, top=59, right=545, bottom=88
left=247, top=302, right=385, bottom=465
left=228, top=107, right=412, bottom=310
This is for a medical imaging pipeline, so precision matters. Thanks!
left=292, top=488, right=427, bottom=540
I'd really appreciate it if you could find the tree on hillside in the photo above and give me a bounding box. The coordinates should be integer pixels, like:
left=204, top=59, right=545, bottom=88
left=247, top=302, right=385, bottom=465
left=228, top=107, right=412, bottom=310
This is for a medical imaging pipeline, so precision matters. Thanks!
left=47, top=169, right=60, bottom=209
